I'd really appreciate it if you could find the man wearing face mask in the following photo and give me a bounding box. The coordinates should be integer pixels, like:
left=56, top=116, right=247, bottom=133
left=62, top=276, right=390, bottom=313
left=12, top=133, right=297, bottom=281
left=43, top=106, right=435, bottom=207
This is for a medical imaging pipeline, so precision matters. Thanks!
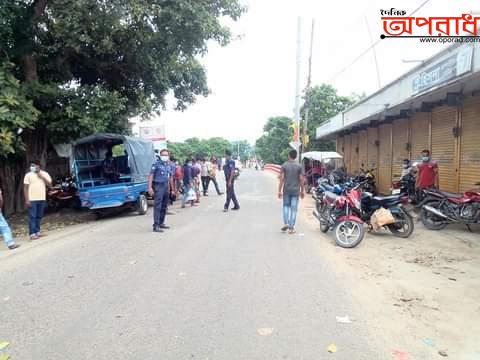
left=148, top=149, right=174, bottom=233
left=416, top=150, right=439, bottom=191
left=23, top=159, right=52, bottom=240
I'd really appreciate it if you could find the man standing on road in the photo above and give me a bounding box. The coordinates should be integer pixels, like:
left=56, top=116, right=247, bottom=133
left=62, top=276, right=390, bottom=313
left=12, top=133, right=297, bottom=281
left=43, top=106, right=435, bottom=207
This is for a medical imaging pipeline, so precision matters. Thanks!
left=0, top=189, right=20, bottom=250
left=209, top=156, right=223, bottom=196
left=416, top=149, right=439, bottom=199
left=148, top=149, right=174, bottom=233
left=23, top=160, right=52, bottom=240
left=200, top=157, right=211, bottom=196
left=278, top=150, right=304, bottom=234
left=181, top=158, right=195, bottom=208
left=223, top=149, right=240, bottom=212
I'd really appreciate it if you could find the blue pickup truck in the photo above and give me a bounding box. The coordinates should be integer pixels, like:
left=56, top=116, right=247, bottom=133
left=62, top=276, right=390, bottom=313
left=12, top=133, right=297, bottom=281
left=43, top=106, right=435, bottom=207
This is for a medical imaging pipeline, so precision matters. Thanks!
left=73, top=133, right=156, bottom=217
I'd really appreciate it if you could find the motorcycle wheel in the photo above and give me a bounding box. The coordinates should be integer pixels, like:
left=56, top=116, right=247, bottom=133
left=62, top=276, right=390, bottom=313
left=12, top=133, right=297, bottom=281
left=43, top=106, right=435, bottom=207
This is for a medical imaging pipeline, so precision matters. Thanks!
left=319, top=207, right=329, bottom=233
left=421, top=201, right=448, bottom=230
left=388, top=208, right=414, bottom=238
left=334, top=220, right=365, bottom=248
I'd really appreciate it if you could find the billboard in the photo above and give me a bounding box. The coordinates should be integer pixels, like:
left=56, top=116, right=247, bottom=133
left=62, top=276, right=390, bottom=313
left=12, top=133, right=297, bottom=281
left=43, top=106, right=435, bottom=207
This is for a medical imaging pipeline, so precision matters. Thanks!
left=139, top=125, right=167, bottom=151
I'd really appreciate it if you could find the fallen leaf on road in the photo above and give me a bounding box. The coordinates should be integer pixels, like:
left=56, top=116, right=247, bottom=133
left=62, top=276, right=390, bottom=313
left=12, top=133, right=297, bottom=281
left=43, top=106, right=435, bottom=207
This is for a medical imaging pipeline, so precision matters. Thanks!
left=392, top=350, right=410, bottom=360
left=448, top=278, right=457, bottom=281
left=327, top=344, right=337, bottom=353
left=257, top=328, right=274, bottom=336
left=22, top=281, right=34, bottom=286
left=129, top=260, right=137, bottom=265
left=0, top=342, right=9, bottom=351
left=399, top=297, right=414, bottom=302
left=438, top=350, right=448, bottom=357
left=0, top=355, right=10, bottom=360
left=67, top=275, right=75, bottom=279
left=335, top=316, right=352, bottom=324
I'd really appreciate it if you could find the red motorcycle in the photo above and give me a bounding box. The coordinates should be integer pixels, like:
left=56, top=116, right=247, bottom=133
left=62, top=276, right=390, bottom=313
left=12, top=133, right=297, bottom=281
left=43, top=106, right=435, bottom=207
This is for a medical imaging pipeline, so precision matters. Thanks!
left=313, top=183, right=365, bottom=248
left=47, top=177, right=79, bottom=212
left=419, top=189, right=480, bottom=231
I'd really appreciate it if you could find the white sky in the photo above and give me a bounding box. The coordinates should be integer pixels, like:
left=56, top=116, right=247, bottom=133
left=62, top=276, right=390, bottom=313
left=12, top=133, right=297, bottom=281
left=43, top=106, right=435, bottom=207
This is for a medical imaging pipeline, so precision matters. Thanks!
left=150, top=0, right=478, bottom=143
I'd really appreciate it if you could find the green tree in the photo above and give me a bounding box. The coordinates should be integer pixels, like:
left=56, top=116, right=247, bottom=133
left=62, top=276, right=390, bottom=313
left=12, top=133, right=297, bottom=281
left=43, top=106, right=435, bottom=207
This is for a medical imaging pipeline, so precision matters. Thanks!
left=301, top=84, right=360, bottom=151
left=230, top=140, right=252, bottom=162
left=167, top=137, right=231, bottom=163
left=255, top=116, right=292, bottom=164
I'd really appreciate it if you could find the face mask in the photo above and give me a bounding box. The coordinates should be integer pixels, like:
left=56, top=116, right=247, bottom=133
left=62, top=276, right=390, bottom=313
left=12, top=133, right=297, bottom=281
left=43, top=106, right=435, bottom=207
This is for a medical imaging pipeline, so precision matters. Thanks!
left=30, top=165, right=37, bottom=173
left=422, top=156, right=430, bottom=162
left=160, top=156, right=168, bottom=162
left=187, top=162, right=192, bottom=166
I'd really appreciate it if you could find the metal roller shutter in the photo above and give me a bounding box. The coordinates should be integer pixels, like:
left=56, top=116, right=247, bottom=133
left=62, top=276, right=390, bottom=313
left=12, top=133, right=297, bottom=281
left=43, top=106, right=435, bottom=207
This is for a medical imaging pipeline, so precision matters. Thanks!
left=392, top=118, right=409, bottom=181
left=431, top=105, right=457, bottom=192
left=336, top=135, right=345, bottom=169
left=378, top=123, right=392, bottom=194
left=459, top=96, right=480, bottom=192
left=367, top=127, right=378, bottom=174
left=344, top=134, right=352, bottom=173
left=410, top=112, right=430, bottom=162
left=358, top=129, right=368, bottom=171
left=350, top=132, right=360, bottom=174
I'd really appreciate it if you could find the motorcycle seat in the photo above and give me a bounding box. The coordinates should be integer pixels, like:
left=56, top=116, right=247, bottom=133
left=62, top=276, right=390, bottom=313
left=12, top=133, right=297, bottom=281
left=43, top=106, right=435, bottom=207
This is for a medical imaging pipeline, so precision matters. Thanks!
left=438, top=191, right=463, bottom=199
left=373, top=195, right=401, bottom=202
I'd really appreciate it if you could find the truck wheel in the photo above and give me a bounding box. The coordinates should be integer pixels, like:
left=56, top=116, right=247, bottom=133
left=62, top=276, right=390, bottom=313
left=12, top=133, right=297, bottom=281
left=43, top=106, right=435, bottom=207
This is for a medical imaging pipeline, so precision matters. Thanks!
left=137, top=194, right=148, bottom=215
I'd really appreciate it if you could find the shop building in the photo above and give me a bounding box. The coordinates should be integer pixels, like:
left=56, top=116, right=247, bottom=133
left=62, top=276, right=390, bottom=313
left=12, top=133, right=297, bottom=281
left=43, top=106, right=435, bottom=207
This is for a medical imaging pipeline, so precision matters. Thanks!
left=316, top=43, right=480, bottom=194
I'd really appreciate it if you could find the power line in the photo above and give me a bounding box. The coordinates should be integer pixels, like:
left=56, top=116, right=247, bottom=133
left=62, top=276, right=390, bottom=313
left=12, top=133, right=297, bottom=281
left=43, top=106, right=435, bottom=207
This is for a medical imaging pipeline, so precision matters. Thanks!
left=328, top=0, right=432, bottom=83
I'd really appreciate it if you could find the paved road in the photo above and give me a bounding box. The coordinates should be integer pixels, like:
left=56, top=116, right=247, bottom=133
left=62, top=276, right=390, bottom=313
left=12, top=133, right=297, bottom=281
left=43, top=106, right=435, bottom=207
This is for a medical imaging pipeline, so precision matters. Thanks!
left=0, top=170, right=383, bottom=359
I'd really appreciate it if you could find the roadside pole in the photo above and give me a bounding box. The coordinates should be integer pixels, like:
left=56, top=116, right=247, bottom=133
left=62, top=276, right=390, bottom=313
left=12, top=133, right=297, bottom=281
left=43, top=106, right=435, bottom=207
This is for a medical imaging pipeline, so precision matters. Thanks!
left=302, top=19, right=315, bottom=157
left=293, top=17, right=302, bottom=163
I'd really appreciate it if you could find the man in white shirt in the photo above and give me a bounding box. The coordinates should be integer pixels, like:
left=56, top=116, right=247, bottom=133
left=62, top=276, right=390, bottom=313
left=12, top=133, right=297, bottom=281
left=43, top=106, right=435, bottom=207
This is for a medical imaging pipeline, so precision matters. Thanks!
left=200, top=158, right=212, bottom=196
left=23, top=159, right=52, bottom=240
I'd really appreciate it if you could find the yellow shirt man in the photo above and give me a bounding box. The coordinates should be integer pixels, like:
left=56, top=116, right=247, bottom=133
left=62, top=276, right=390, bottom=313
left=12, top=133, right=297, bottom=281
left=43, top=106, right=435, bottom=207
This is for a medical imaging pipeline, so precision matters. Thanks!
left=24, top=170, right=52, bottom=201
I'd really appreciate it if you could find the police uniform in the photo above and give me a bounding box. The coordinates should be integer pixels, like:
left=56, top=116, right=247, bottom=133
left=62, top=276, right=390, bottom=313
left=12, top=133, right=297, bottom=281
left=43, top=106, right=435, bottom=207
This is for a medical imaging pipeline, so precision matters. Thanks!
left=150, top=160, right=171, bottom=230
left=224, top=158, right=240, bottom=210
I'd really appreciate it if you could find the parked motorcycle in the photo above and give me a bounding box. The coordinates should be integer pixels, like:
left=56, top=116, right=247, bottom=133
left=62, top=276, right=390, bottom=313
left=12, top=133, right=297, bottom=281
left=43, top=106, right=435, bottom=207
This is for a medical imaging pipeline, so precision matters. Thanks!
left=313, top=183, right=365, bottom=248
left=47, top=177, right=79, bottom=212
left=419, top=189, right=480, bottom=231
left=392, top=173, right=416, bottom=202
left=356, top=189, right=414, bottom=238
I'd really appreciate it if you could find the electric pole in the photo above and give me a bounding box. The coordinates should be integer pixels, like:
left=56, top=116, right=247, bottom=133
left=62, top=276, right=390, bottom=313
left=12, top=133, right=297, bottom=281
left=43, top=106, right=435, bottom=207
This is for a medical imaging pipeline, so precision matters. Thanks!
left=302, top=19, right=315, bottom=158
left=293, top=17, right=302, bottom=163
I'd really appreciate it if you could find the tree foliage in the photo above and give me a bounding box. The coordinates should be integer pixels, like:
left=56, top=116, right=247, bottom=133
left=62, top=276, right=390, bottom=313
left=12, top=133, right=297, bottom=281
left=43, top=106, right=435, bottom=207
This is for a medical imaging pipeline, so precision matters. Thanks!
left=301, top=84, right=360, bottom=151
left=0, top=63, right=39, bottom=157
left=255, top=116, right=292, bottom=164
left=0, top=0, right=244, bottom=214
left=167, top=137, right=232, bottom=163
left=0, top=0, right=244, bottom=153
left=230, top=140, right=252, bottom=162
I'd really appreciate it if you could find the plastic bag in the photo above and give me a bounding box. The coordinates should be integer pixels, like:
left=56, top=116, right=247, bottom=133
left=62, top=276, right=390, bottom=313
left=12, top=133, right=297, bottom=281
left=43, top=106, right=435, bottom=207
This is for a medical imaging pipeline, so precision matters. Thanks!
left=371, top=207, right=395, bottom=230
left=186, top=188, right=196, bottom=202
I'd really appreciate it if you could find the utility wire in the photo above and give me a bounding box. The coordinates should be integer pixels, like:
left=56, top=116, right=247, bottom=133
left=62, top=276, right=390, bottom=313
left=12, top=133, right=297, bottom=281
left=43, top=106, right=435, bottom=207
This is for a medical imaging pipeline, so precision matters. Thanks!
left=328, top=0, right=432, bottom=83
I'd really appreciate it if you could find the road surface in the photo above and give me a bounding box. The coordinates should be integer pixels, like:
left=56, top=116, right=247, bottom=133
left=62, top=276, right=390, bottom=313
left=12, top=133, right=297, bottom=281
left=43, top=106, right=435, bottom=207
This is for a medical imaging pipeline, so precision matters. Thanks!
left=0, top=170, right=384, bottom=359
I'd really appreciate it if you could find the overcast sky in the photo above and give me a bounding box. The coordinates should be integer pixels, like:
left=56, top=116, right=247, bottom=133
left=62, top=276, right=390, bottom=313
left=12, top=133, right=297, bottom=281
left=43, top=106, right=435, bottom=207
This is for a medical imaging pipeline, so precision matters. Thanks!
left=154, top=0, right=477, bottom=143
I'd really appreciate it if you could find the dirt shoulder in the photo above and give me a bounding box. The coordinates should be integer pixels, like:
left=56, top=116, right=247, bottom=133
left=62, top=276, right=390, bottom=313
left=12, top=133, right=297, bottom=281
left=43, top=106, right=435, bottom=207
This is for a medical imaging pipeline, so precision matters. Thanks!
left=301, top=196, right=480, bottom=360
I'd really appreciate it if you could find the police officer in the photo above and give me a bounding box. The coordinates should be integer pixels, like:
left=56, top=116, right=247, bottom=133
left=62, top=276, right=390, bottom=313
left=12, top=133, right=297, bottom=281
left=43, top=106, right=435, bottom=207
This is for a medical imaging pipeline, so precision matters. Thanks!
left=223, top=149, right=240, bottom=212
left=148, top=149, right=174, bottom=232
